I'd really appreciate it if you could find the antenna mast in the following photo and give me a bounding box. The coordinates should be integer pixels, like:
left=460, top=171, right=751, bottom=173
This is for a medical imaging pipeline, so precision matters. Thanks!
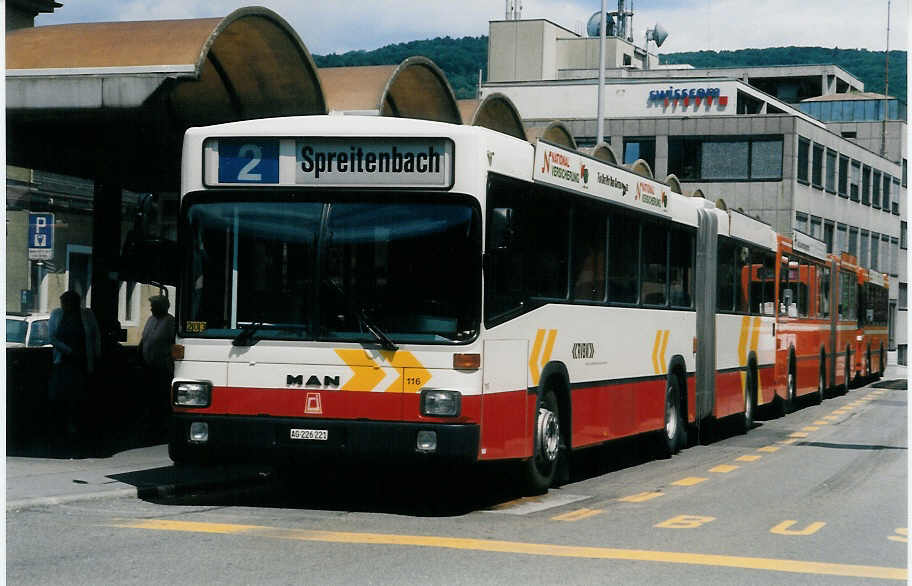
left=881, top=0, right=890, bottom=156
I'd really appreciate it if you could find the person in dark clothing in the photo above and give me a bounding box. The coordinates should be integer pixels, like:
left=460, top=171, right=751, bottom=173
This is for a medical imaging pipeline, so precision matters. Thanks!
left=137, top=294, right=176, bottom=436
left=48, top=290, right=101, bottom=444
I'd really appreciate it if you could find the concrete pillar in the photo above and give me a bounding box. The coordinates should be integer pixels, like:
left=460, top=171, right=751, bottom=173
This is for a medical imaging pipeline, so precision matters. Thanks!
left=91, top=182, right=122, bottom=342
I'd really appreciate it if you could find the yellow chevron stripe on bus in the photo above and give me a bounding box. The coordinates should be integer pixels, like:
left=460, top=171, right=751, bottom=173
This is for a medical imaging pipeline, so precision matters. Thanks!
left=652, top=330, right=670, bottom=375
left=529, top=329, right=557, bottom=386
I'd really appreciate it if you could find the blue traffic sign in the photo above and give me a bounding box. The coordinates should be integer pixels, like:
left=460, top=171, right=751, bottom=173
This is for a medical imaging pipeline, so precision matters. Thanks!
left=28, top=212, right=54, bottom=260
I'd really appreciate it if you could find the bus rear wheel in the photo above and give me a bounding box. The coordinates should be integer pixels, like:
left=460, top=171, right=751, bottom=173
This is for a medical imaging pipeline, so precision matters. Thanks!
left=658, top=376, right=684, bottom=458
left=740, top=367, right=756, bottom=434
left=523, top=389, right=561, bottom=494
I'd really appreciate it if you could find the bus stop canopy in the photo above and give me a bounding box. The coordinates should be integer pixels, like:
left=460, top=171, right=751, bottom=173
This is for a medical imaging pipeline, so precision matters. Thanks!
left=526, top=121, right=577, bottom=150
left=319, top=57, right=461, bottom=124
left=458, top=93, right=526, bottom=140
left=6, top=6, right=326, bottom=192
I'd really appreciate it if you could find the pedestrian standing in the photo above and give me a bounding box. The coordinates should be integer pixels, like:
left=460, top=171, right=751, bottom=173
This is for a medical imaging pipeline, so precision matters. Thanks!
left=48, top=290, right=101, bottom=444
left=138, top=294, right=176, bottom=434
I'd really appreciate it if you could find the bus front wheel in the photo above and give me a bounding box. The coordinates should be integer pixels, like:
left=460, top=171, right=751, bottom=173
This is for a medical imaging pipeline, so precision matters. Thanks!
left=523, top=389, right=561, bottom=494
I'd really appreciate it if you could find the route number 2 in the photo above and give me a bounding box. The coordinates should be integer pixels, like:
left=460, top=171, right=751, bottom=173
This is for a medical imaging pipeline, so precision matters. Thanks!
left=237, top=144, right=263, bottom=181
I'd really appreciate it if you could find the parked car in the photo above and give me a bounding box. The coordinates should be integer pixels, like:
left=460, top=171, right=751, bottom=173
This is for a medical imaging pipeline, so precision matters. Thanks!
left=6, top=313, right=51, bottom=348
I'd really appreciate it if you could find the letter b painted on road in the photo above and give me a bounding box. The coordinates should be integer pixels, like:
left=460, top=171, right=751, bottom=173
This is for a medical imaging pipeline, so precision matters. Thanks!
left=655, top=515, right=716, bottom=529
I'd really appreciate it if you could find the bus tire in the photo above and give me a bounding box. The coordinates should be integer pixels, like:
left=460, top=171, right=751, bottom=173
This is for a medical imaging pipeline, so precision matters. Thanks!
left=814, top=364, right=825, bottom=405
left=658, top=376, right=684, bottom=458
left=879, top=343, right=885, bottom=377
left=865, top=346, right=872, bottom=381
left=785, top=356, right=797, bottom=413
left=740, top=365, right=756, bottom=434
left=523, top=388, right=561, bottom=494
left=844, top=348, right=852, bottom=391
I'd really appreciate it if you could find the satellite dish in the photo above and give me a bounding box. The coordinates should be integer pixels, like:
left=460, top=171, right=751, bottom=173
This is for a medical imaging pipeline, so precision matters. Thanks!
left=648, top=23, right=668, bottom=47
left=587, top=11, right=615, bottom=37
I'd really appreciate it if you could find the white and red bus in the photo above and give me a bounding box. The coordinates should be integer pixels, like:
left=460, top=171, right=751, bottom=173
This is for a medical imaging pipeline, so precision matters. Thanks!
left=169, top=115, right=777, bottom=492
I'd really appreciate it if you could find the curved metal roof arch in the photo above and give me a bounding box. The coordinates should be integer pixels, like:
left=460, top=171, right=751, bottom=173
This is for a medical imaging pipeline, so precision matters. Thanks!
left=526, top=121, right=577, bottom=150
left=319, top=56, right=461, bottom=124
left=7, top=7, right=326, bottom=191
left=458, top=93, right=526, bottom=140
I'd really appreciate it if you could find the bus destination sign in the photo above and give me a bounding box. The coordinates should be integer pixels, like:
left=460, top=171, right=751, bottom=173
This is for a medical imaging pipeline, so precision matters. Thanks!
left=207, top=137, right=453, bottom=189
left=296, top=138, right=453, bottom=188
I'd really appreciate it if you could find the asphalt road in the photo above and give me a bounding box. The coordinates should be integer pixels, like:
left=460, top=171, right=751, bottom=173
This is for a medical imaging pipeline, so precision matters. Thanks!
left=7, top=379, right=907, bottom=585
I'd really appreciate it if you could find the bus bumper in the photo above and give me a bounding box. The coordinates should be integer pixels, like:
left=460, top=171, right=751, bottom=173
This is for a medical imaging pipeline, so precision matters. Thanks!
left=169, top=414, right=480, bottom=465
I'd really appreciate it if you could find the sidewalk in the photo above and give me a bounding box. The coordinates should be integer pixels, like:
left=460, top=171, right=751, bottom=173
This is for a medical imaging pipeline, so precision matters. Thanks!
left=6, top=443, right=269, bottom=511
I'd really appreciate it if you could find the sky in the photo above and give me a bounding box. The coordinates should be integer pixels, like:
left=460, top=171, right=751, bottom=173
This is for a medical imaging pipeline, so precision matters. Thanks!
left=35, top=0, right=909, bottom=57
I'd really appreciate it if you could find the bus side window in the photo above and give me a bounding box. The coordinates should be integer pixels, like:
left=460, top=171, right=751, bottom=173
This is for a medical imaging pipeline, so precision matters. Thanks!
left=571, top=204, right=607, bottom=302
left=735, top=246, right=750, bottom=314
left=716, top=239, right=735, bottom=312
left=669, top=228, right=694, bottom=308
left=819, top=266, right=831, bottom=318
left=779, top=255, right=793, bottom=317
left=484, top=177, right=526, bottom=324
left=524, top=188, right=570, bottom=300
left=641, top=222, right=668, bottom=306
left=608, top=213, right=639, bottom=304
left=796, top=259, right=808, bottom=317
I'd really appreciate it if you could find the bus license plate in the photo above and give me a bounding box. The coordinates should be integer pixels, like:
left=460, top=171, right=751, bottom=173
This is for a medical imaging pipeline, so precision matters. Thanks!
left=290, top=428, right=328, bottom=441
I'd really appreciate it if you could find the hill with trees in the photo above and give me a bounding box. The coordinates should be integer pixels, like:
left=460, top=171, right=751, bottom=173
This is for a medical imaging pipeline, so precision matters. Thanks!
left=313, top=39, right=907, bottom=104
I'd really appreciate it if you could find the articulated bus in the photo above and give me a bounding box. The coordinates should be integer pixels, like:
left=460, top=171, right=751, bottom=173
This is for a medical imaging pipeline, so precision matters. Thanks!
left=170, top=115, right=782, bottom=492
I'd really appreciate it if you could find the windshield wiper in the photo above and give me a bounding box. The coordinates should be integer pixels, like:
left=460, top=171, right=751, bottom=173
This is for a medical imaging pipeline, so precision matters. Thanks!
left=232, top=320, right=263, bottom=347
left=355, top=309, right=398, bottom=352
left=323, top=277, right=397, bottom=351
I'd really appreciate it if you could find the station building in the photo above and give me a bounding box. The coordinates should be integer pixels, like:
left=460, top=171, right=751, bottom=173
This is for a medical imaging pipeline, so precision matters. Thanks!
left=481, top=14, right=908, bottom=364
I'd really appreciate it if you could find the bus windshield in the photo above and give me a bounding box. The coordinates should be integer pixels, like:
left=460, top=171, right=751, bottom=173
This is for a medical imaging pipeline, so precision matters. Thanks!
left=181, top=193, right=481, bottom=345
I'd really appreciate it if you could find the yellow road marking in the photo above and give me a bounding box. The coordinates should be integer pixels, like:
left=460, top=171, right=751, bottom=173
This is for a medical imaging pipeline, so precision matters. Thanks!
left=888, top=528, right=908, bottom=543
left=709, top=465, right=738, bottom=473
left=672, top=477, right=708, bottom=487
left=551, top=508, right=604, bottom=522
left=655, top=515, right=716, bottom=529
left=108, top=519, right=907, bottom=581
left=823, top=416, right=840, bottom=421
left=770, top=520, right=827, bottom=536
left=802, top=426, right=819, bottom=432
left=789, top=432, right=809, bottom=438
left=813, top=420, right=829, bottom=425
left=619, top=491, right=664, bottom=503
left=779, top=439, right=799, bottom=445
left=757, top=446, right=780, bottom=453
left=736, top=455, right=762, bottom=462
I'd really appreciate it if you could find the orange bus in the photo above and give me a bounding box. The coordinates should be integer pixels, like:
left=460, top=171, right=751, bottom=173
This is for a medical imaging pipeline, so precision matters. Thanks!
left=774, top=231, right=832, bottom=411
left=856, top=268, right=889, bottom=381
left=831, top=252, right=860, bottom=391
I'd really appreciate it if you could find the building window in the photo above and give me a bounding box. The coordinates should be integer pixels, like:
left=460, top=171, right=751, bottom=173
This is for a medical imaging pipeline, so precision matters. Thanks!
left=903, top=158, right=907, bottom=187
left=890, top=237, right=899, bottom=277
left=849, top=160, right=860, bottom=201
left=838, top=155, right=849, bottom=197
left=882, top=235, right=891, bottom=275
left=823, top=221, right=834, bottom=253
left=623, top=137, right=656, bottom=174
left=795, top=211, right=809, bottom=234
left=797, top=137, right=810, bottom=183
left=811, top=144, right=823, bottom=188
left=848, top=226, right=858, bottom=257
left=873, top=170, right=882, bottom=208
left=810, top=215, right=822, bottom=239
left=900, top=283, right=908, bottom=311
left=892, top=178, right=900, bottom=214
left=882, top=174, right=891, bottom=211
left=860, top=230, right=870, bottom=267
left=861, top=165, right=871, bottom=205
left=901, top=221, right=907, bottom=250
left=870, top=232, right=880, bottom=270
left=836, top=223, right=848, bottom=253
left=668, top=136, right=783, bottom=182
left=841, top=130, right=857, bottom=139
left=825, top=149, right=837, bottom=193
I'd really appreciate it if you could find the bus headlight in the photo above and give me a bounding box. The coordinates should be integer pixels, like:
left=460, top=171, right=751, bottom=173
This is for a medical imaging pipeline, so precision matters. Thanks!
left=420, top=389, right=461, bottom=417
left=173, top=381, right=212, bottom=407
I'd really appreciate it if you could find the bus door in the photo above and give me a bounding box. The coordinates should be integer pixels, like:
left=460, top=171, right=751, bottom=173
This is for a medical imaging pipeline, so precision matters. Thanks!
left=694, top=208, right=718, bottom=423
